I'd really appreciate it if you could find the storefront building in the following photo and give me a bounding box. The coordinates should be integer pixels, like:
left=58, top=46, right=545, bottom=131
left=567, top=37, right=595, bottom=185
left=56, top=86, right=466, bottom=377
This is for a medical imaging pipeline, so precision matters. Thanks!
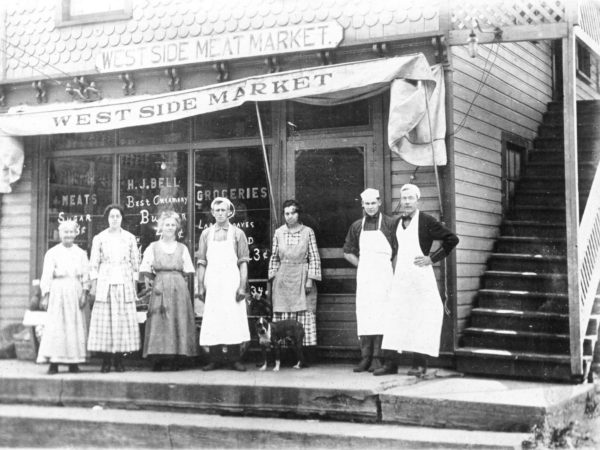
left=1, top=0, right=600, bottom=380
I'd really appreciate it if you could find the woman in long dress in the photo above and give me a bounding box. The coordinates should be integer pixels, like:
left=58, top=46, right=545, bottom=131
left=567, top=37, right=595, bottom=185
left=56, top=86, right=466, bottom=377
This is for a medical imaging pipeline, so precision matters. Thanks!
left=140, top=211, right=198, bottom=371
left=88, top=204, right=141, bottom=373
left=37, top=221, right=90, bottom=374
left=268, top=200, right=321, bottom=362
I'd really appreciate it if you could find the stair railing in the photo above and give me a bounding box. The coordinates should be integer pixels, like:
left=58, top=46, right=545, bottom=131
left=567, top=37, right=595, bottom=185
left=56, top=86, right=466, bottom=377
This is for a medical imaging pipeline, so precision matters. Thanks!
left=578, top=157, right=600, bottom=374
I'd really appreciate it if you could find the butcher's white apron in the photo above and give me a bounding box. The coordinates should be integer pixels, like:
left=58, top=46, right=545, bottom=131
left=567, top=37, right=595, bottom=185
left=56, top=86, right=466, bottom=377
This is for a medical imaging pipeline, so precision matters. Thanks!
left=199, top=226, right=250, bottom=346
left=382, top=213, right=443, bottom=356
left=355, top=215, right=393, bottom=336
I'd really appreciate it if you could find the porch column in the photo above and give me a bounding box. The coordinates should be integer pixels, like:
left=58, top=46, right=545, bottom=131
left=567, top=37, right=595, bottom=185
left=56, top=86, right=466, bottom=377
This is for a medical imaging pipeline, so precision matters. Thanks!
left=562, top=7, right=582, bottom=377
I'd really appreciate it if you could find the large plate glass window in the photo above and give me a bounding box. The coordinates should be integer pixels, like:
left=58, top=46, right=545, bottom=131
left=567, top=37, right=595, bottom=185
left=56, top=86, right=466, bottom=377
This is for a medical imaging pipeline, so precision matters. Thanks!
left=194, top=147, right=271, bottom=295
left=119, top=151, right=189, bottom=254
left=47, top=155, right=113, bottom=253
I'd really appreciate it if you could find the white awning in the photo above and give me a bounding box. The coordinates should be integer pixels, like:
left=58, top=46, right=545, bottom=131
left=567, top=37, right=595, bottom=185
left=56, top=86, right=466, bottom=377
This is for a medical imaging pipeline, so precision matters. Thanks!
left=0, top=53, right=446, bottom=192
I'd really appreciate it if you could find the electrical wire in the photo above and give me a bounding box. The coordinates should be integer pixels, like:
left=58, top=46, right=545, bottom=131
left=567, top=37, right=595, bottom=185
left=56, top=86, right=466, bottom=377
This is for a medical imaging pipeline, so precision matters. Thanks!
left=453, top=42, right=501, bottom=136
left=0, top=35, right=82, bottom=85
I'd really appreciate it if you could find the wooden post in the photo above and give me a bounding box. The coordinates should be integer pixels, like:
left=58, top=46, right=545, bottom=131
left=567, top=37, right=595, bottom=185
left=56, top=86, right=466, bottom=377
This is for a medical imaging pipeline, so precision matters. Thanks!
left=563, top=7, right=582, bottom=377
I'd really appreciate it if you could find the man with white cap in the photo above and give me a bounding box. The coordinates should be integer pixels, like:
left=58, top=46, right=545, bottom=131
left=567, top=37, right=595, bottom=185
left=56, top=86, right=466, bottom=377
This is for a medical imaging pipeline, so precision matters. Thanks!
left=375, top=183, right=458, bottom=376
left=196, top=197, right=250, bottom=371
left=343, top=188, right=397, bottom=373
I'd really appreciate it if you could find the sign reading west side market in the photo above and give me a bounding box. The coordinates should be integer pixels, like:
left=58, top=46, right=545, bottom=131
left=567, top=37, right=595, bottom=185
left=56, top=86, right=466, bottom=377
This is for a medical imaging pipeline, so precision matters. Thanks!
left=95, top=22, right=344, bottom=73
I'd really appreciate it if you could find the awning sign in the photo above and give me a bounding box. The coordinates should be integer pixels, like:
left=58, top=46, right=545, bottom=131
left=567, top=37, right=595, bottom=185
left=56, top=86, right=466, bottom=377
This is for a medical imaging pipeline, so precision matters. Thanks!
left=95, top=22, right=344, bottom=74
left=0, top=54, right=436, bottom=136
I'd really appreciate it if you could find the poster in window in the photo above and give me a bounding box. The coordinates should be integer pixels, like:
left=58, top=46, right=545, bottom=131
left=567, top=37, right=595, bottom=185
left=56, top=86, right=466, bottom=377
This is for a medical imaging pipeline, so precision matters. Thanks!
left=194, top=147, right=271, bottom=282
left=47, top=156, right=113, bottom=253
left=119, top=152, right=188, bottom=253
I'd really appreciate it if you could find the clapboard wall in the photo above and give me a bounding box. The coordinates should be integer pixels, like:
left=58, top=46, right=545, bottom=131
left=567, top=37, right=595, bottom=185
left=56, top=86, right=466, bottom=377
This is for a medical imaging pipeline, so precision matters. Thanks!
left=0, top=150, right=33, bottom=329
left=451, top=41, right=554, bottom=336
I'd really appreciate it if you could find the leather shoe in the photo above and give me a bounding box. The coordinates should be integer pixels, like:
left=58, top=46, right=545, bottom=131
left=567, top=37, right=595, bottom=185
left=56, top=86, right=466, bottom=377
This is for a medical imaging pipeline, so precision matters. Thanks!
left=353, top=358, right=371, bottom=373
left=407, top=366, right=426, bottom=377
left=68, top=364, right=80, bottom=373
left=47, top=364, right=58, bottom=375
left=202, top=362, right=218, bottom=371
left=373, top=364, right=398, bottom=376
left=230, top=361, right=246, bottom=372
left=100, top=360, right=111, bottom=373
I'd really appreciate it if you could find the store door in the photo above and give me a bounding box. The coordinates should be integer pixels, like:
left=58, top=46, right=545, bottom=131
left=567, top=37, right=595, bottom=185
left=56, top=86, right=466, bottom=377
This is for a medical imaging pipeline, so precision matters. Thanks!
left=286, top=138, right=380, bottom=351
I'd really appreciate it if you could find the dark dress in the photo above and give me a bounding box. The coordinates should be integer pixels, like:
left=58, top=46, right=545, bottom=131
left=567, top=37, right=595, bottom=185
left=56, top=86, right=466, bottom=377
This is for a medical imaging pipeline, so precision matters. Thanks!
left=141, top=242, right=199, bottom=357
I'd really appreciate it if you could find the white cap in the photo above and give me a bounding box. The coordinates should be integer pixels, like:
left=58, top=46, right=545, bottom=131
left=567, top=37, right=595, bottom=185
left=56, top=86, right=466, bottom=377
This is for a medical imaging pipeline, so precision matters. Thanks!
left=360, top=188, right=380, bottom=201
left=400, top=183, right=421, bottom=199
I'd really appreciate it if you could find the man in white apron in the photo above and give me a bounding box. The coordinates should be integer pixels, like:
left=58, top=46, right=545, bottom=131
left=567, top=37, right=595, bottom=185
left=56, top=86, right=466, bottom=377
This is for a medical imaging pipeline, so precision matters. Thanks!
left=196, top=197, right=251, bottom=371
left=343, top=188, right=397, bottom=373
left=377, top=184, right=459, bottom=376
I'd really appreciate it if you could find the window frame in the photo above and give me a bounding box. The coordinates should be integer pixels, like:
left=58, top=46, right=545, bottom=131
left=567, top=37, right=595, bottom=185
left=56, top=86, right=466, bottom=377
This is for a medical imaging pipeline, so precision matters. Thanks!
left=55, top=0, right=132, bottom=27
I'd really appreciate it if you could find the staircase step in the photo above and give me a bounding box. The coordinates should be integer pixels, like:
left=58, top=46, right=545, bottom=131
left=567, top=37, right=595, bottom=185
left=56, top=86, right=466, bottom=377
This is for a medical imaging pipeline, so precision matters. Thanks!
left=487, top=253, right=566, bottom=273
left=461, top=328, right=570, bottom=354
left=547, top=99, right=600, bottom=114
left=525, top=161, right=597, bottom=178
left=537, top=124, right=600, bottom=139
left=513, top=191, right=587, bottom=208
left=482, top=270, right=567, bottom=292
left=500, top=220, right=565, bottom=238
left=517, top=175, right=565, bottom=190
left=534, top=136, right=600, bottom=152
left=0, top=404, right=529, bottom=449
left=477, top=289, right=568, bottom=313
left=528, top=150, right=598, bottom=164
left=470, top=308, right=569, bottom=333
left=455, top=348, right=573, bottom=381
left=495, top=236, right=566, bottom=255
left=508, top=205, right=565, bottom=222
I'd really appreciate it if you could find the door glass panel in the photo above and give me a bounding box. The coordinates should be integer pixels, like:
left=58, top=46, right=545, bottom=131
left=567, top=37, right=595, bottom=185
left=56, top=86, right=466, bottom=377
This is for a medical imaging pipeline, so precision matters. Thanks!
left=48, top=155, right=113, bottom=253
left=295, top=147, right=365, bottom=248
left=194, top=147, right=271, bottom=285
left=119, top=151, right=189, bottom=253
left=288, top=100, right=370, bottom=131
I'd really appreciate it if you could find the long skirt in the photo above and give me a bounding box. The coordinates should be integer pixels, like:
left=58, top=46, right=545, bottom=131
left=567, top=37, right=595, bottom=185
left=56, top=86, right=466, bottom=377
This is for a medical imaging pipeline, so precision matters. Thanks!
left=143, top=272, right=199, bottom=357
left=88, top=284, right=140, bottom=353
left=273, top=311, right=317, bottom=346
left=37, top=278, right=89, bottom=364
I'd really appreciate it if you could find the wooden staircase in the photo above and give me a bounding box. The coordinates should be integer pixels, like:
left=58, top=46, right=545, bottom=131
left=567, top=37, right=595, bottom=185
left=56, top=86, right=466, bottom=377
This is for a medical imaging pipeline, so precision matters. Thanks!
left=456, top=100, right=600, bottom=382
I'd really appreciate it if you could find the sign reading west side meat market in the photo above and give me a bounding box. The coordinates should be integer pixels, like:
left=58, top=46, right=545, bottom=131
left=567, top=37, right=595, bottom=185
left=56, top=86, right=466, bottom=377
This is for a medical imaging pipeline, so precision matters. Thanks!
left=0, top=55, right=436, bottom=136
left=95, top=22, right=344, bottom=73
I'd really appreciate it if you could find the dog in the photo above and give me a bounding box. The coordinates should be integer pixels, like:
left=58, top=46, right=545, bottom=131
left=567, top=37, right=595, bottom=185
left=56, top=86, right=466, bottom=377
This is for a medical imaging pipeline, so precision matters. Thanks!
left=256, top=317, right=305, bottom=371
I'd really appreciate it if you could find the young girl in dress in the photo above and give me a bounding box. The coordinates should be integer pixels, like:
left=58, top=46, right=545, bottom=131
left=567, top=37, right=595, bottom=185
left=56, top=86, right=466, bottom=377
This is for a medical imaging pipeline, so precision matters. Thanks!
left=140, top=211, right=198, bottom=371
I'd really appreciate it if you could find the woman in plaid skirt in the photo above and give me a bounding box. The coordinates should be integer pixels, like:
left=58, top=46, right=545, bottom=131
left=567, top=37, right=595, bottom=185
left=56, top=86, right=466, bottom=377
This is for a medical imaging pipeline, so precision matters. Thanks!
left=268, top=200, right=321, bottom=365
left=88, top=204, right=141, bottom=373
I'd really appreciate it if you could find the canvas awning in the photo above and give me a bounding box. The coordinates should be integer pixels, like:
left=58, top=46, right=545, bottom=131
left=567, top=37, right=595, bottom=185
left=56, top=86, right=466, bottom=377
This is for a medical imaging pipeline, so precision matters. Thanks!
left=0, top=53, right=446, bottom=192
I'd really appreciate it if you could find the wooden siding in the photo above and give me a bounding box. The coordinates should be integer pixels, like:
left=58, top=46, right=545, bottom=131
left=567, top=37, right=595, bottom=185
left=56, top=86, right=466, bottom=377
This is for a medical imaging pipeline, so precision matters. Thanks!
left=452, top=41, right=554, bottom=335
left=0, top=153, right=33, bottom=329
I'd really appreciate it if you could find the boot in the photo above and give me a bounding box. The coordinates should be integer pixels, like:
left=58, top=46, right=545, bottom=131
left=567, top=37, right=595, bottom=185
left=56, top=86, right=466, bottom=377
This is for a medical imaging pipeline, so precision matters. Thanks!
left=353, top=336, right=373, bottom=373
left=47, top=363, right=59, bottom=375
left=228, top=345, right=246, bottom=372
left=368, top=335, right=383, bottom=373
left=113, top=353, right=125, bottom=372
left=202, top=346, right=220, bottom=371
left=100, top=354, right=111, bottom=373
left=373, top=350, right=398, bottom=376
left=407, top=353, right=427, bottom=376
left=68, top=364, right=80, bottom=373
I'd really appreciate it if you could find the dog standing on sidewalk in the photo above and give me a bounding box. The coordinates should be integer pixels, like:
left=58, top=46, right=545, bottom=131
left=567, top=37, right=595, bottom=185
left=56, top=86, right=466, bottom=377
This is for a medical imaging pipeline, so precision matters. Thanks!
left=256, top=317, right=306, bottom=371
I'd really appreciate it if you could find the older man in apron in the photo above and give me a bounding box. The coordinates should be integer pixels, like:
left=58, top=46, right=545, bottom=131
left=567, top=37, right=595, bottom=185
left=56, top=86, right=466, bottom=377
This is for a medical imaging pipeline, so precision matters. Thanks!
left=377, top=184, right=459, bottom=376
left=344, top=188, right=397, bottom=373
left=196, top=197, right=250, bottom=371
